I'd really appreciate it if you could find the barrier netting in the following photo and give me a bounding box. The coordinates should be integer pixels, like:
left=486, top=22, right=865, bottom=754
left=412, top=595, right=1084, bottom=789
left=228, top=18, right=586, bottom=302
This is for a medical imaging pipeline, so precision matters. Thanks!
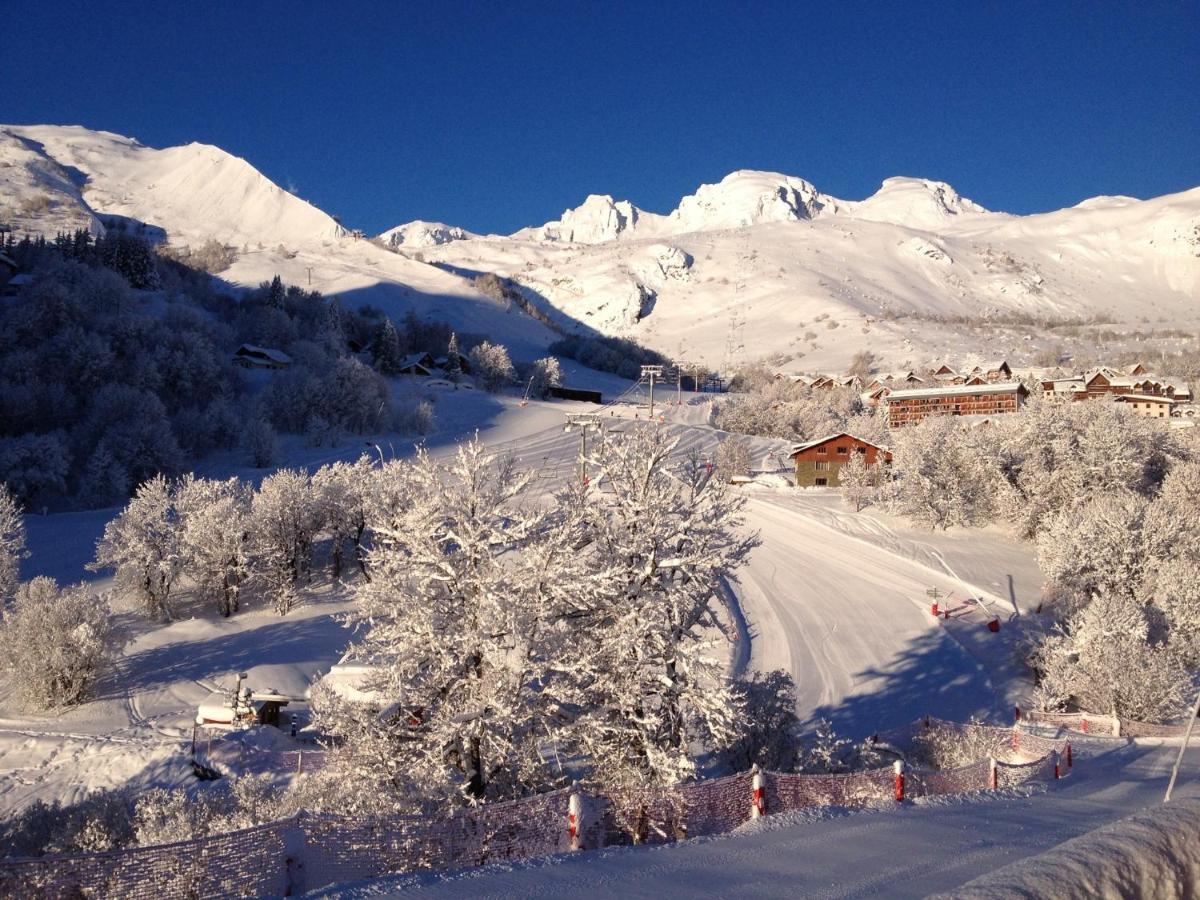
left=0, top=718, right=1071, bottom=898
left=1020, top=708, right=1192, bottom=739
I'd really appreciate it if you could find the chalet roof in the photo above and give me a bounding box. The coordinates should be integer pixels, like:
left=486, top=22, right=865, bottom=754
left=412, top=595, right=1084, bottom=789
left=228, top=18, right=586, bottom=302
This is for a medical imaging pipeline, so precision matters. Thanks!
left=886, top=382, right=1028, bottom=401
left=1085, top=371, right=1136, bottom=387
left=235, top=343, right=292, bottom=364
left=789, top=432, right=889, bottom=457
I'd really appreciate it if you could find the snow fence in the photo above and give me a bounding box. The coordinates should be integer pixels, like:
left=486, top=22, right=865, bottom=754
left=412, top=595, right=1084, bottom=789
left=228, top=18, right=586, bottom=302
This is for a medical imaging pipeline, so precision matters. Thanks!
left=1019, top=707, right=1193, bottom=739
left=0, top=718, right=1071, bottom=898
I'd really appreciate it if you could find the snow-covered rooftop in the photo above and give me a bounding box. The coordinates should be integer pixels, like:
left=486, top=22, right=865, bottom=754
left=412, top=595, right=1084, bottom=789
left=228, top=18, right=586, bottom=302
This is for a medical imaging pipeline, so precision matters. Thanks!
left=886, top=382, right=1027, bottom=401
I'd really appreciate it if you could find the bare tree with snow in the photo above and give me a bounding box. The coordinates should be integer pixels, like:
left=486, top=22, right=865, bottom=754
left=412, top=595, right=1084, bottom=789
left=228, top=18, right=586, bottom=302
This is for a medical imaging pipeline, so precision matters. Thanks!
left=250, top=469, right=323, bottom=615
left=569, top=425, right=756, bottom=807
left=0, top=483, right=26, bottom=604
left=0, top=577, right=113, bottom=709
left=90, top=475, right=180, bottom=621
left=175, top=475, right=251, bottom=617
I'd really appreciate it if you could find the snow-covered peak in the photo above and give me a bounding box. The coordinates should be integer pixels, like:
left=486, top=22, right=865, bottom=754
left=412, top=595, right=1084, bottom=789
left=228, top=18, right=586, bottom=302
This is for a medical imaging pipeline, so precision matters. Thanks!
left=668, top=170, right=841, bottom=233
left=1072, top=195, right=1140, bottom=211
left=847, top=177, right=989, bottom=229
left=2, top=124, right=345, bottom=248
left=377, top=220, right=477, bottom=249
left=519, top=194, right=659, bottom=244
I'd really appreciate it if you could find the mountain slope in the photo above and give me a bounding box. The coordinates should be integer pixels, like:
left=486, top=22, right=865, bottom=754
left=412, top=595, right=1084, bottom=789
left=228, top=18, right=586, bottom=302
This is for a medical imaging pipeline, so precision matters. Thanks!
left=385, top=174, right=1200, bottom=370
left=0, top=125, right=559, bottom=360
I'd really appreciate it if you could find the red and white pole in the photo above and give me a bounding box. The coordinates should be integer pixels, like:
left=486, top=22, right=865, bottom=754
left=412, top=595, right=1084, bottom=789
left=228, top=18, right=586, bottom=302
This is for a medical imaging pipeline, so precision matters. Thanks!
left=751, top=767, right=766, bottom=819
left=893, top=760, right=905, bottom=802
left=989, top=757, right=998, bottom=790
left=1081, top=717, right=1089, bottom=734
left=568, top=792, right=582, bottom=851
left=1053, top=749, right=1061, bottom=780
left=1066, top=742, right=1073, bottom=769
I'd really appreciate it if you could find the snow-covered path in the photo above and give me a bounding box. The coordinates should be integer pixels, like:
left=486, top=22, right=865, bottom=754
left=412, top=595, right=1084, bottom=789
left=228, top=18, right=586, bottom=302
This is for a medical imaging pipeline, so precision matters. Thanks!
left=314, top=742, right=1200, bottom=899
left=735, top=497, right=1004, bottom=736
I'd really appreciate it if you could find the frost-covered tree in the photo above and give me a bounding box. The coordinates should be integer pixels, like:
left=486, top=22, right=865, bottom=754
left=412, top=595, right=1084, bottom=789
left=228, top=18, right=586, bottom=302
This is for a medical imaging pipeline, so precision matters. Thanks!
left=250, top=469, right=323, bottom=615
left=444, top=332, right=463, bottom=382
left=1033, top=590, right=1190, bottom=722
left=175, top=476, right=250, bottom=617
left=312, top=457, right=375, bottom=580
left=893, top=417, right=998, bottom=530
left=0, top=577, right=113, bottom=709
left=90, top=475, right=180, bottom=620
left=468, top=341, right=516, bottom=393
left=1036, top=490, right=1148, bottom=607
left=326, top=439, right=586, bottom=806
left=570, top=426, right=755, bottom=800
left=723, top=670, right=801, bottom=772
left=242, top=418, right=279, bottom=468
left=371, top=316, right=406, bottom=376
left=714, top=437, right=751, bottom=483
left=0, top=483, right=26, bottom=603
left=528, top=356, right=563, bottom=400
left=838, top=449, right=875, bottom=511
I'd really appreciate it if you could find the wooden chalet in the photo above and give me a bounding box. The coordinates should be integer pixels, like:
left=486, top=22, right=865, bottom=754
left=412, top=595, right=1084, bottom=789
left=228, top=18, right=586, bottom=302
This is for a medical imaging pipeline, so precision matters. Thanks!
left=789, top=433, right=892, bottom=487
left=233, top=344, right=292, bottom=370
left=396, top=352, right=435, bottom=376
left=885, top=382, right=1029, bottom=428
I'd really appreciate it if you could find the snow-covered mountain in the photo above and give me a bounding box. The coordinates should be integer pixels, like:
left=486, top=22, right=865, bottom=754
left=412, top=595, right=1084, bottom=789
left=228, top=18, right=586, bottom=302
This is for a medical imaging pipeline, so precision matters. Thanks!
left=4, top=123, right=1198, bottom=372
left=382, top=170, right=1200, bottom=370
left=0, top=125, right=557, bottom=360
left=377, top=220, right=478, bottom=249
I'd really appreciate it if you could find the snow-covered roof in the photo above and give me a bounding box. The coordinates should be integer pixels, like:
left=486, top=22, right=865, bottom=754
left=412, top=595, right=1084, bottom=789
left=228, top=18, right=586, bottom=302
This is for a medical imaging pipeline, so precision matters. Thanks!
left=789, top=432, right=889, bottom=456
left=1115, top=394, right=1177, bottom=404
left=398, top=353, right=432, bottom=370
left=886, top=382, right=1027, bottom=401
left=235, top=343, right=292, bottom=364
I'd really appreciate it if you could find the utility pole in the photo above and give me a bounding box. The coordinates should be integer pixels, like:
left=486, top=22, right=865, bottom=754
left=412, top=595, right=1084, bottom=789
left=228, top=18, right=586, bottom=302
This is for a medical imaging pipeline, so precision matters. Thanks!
left=641, top=365, right=664, bottom=420
left=565, top=413, right=601, bottom=485
left=307, top=267, right=313, bottom=286
left=1165, top=687, right=1200, bottom=802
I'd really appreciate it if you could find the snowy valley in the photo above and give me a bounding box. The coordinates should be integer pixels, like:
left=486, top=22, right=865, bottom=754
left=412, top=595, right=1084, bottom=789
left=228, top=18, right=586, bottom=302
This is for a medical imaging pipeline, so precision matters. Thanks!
left=2, top=123, right=1200, bottom=898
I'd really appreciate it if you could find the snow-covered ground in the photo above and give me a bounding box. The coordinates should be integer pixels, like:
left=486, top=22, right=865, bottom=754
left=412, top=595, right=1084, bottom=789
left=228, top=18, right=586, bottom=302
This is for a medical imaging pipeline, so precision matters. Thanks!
left=5, top=383, right=1046, bottom=818
left=313, top=740, right=1200, bottom=898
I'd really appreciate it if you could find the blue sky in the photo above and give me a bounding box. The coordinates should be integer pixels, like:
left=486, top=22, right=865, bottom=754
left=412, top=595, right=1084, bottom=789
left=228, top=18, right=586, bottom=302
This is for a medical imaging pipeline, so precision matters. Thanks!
left=4, top=1, right=1198, bottom=235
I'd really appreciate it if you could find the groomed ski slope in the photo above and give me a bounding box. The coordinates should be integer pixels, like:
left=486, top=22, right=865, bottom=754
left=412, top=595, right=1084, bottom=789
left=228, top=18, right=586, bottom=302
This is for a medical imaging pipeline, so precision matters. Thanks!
left=313, top=741, right=1200, bottom=899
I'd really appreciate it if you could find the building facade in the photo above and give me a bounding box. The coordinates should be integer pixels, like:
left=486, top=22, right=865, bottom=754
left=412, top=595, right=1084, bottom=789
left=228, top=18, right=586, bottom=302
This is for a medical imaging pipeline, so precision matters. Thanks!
left=790, top=433, right=892, bottom=487
left=885, top=382, right=1029, bottom=428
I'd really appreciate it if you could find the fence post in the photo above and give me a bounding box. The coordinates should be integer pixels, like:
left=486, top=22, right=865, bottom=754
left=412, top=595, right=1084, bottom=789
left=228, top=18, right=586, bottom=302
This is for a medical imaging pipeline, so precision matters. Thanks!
left=1081, top=717, right=1089, bottom=733
left=750, top=766, right=765, bottom=819
left=1066, top=742, right=1073, bottom=769
left=893, top=760, right=905, bottom=802
left=568, top=790, right=583, bottom=851
left=1113, top=717, right=1121, bottom=737
left=297, top=750, right=303, bottom=777
left=1052, top=750, right=1061, bottom=780
left=988, top=757, right=998, bottom=790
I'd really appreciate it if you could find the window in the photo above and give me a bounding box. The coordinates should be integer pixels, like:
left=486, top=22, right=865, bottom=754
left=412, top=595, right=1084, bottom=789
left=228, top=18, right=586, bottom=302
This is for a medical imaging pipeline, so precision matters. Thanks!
left=836, top=446, right=849, bottom=455
left=815, top=477, right=828, bottom=486
left=856, top=447, right=867, bottom=455
left=815, top=461, right=829, bottom=471
left=816, top=446, right=827, bottom=455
